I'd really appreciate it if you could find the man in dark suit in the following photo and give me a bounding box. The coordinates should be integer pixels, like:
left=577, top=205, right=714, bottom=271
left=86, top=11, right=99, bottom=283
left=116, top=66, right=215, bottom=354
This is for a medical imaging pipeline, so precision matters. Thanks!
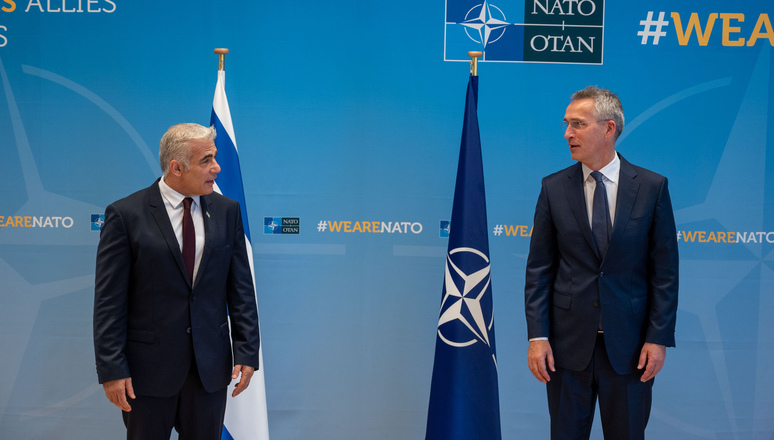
left=94, top=123, right=260, bottom=440
left=524, top=86, right=679, bottom=440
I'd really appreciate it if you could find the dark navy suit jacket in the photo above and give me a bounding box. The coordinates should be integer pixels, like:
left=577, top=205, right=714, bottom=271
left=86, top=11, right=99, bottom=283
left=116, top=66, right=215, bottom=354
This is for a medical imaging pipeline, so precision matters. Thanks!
left=525, top=154, right=678, bottom=375
left=94, top=178, right=260, bottom=396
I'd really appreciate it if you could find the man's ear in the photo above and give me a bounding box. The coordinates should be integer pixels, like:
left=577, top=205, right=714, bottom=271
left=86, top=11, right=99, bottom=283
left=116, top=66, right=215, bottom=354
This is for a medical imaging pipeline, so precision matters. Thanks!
left=169, top=160, right=183, bottom=176
left=604, top=120, right=616, bottom=139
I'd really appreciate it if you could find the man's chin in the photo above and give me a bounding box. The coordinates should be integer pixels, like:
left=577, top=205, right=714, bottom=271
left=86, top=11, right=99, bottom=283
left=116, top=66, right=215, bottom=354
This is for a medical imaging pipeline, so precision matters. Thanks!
left=201, top=183, right=216, bottom=195
left=570, top=150, right=581, bottom=161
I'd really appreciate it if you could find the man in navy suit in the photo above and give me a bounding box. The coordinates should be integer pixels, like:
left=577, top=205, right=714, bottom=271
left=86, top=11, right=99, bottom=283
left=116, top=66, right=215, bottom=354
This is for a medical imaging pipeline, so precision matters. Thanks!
left=524, top=87, right=679, bottom=440
left=94, top=123, right=260, bottom=440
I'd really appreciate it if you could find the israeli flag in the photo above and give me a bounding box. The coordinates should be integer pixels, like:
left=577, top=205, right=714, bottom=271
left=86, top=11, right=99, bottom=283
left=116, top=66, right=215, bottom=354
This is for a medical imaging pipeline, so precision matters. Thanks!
left=426, top=75, right=502, bottom=440
left=211, top=69, right=270, bottom=440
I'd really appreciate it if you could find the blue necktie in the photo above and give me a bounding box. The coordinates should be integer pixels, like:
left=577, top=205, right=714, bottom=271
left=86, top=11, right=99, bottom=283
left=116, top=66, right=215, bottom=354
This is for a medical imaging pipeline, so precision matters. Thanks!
left=591, top=171, right=611, bottom=259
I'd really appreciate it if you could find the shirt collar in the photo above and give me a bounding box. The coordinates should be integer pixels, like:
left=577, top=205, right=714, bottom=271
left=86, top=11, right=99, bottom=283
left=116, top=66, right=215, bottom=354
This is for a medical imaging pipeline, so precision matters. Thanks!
left=159, top=177, right=200, bottom=209
left=582, top=153, right=620, bottom=183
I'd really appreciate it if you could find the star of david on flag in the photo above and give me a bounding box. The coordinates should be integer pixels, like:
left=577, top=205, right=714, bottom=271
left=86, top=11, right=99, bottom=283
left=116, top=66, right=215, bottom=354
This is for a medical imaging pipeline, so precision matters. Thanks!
left=426, top=74, right=502, bottom=440
left=210, top=65, right=270, bottom=440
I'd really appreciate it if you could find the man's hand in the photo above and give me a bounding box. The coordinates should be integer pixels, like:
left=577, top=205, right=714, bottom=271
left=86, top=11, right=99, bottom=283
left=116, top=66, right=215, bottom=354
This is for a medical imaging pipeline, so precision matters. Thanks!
left=638, top=342, right=666, bottom=382
left=231, top=365, right=255, bottom=398
left=527, top=340, right=555, bottom=384
left=103, top=377, right=135, bottom=412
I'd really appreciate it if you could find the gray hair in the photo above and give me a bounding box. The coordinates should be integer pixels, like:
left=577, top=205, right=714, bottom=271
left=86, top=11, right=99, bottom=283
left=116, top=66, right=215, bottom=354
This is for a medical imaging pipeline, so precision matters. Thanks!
left=159, top=123, right=217, bottom=175
left=571, top=86, right=625, bottom=140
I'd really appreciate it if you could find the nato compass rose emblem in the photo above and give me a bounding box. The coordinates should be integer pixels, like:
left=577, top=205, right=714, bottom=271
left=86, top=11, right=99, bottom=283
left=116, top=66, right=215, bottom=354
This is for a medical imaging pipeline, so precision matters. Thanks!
left=437, top=247, right=494, bottom=350
left=460, top=1, right=510, bottom=48
left=264, top=217, right=280, bottom=234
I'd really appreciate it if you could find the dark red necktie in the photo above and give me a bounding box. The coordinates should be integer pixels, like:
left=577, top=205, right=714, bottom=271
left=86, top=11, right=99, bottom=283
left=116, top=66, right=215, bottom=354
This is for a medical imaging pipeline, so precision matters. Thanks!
left=182, top=197, right=195, bottom=282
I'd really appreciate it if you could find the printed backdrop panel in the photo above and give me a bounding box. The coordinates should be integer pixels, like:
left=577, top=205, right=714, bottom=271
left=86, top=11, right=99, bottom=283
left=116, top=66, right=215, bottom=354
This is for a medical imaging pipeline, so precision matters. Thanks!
left=1, top=0, right=773, bottom=438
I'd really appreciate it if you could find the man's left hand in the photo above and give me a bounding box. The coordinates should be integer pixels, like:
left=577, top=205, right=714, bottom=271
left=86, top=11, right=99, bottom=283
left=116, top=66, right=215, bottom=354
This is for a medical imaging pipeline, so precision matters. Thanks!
left=637, top=343, right=666, bottom=382
left=231, top=365, right=255, bottom=398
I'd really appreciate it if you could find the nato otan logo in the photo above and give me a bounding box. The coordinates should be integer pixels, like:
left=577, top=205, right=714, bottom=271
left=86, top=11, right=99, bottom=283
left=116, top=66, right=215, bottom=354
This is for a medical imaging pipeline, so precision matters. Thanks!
left=91, top=214, right=105, bottom=231
left=440, top=221, right=451, bottom=238
left=437, top=247, right=496, bottom=361
left=264, top=217, right=300, bottom=234
left=445, top=0, right=604, bottom=64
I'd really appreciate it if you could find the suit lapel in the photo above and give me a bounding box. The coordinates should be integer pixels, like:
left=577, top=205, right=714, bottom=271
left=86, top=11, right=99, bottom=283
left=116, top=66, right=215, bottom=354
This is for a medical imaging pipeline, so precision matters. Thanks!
left=195, top=194, right=214, bottom=288
left=609, top=154, right=639, bottom=251
left=148, top=179, right=191, bottom=287
left=563, top=163, right=599, bottom=258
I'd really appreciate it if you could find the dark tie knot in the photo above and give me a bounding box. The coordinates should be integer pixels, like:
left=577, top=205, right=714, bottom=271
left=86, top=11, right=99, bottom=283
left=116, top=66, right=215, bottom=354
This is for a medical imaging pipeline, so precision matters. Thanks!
left=591, top=171, right=605, bottom=184
left=183, top=197, right=193, bottom=210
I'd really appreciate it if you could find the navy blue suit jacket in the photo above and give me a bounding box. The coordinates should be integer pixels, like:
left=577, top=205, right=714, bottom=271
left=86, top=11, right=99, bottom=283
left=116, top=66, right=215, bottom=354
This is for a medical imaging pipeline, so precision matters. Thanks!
left=93, top=179, right=260, bottom=396
left=525, top=154, right=678, bottom=375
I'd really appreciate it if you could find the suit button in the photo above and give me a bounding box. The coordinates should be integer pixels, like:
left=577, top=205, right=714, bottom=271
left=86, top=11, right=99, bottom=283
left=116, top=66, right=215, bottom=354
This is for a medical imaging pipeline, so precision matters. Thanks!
left=186, top=327, right=192, bottom=334
left=593, top=300, right=600, bottom=307
left=599, top=271, right=604, bottom=277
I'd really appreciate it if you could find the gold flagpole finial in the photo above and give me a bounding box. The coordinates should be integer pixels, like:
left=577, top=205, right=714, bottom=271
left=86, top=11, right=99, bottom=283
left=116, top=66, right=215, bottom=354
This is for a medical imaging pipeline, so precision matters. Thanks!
left=468, top=51, right=483, bottom=76
left=214, top=48, right=229, bottom=71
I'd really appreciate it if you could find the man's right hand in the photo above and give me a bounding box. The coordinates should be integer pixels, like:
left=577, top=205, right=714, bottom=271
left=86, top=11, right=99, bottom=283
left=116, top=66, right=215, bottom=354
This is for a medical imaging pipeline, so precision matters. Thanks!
left=527, top=340, right=555, bottom=384
left=103, top=377, right=135, bottom=412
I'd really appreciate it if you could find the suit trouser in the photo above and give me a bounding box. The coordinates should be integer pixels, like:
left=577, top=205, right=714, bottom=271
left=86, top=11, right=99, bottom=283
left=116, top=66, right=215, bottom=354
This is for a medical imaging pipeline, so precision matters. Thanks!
left=121, top=359, right=227, bottom=440
left=546, top=333, right=653, bottom=440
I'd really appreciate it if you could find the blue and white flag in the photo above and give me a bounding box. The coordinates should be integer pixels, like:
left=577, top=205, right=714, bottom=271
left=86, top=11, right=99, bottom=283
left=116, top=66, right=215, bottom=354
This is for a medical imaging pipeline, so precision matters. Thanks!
left=211, top=69, right=270, bottom=440
left=426, top=75, right=502, bottom=440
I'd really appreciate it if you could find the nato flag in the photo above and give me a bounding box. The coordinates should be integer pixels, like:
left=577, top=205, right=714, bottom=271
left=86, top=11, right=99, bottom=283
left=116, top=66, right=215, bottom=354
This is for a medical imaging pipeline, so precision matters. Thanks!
left=426, top=75, right=502, bottom=440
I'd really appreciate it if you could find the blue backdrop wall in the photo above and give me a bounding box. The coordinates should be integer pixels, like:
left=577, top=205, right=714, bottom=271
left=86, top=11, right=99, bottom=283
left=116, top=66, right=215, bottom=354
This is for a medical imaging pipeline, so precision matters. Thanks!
left=1, top=0, right=773, bottom=438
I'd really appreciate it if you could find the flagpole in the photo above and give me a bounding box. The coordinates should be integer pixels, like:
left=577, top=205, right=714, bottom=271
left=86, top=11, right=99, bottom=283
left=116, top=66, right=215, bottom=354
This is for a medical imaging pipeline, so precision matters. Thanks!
left=425, top=50, right=501, bottom=440
left=468, top=51, right=482, bottom=76
left=210, top=46, right=271, bottom=440
left=215, top=48, right=229, bottom=71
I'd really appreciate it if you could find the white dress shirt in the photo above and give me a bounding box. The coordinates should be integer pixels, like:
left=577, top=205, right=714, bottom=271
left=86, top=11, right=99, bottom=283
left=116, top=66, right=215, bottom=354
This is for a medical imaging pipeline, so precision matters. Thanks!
left=581, top=153, right=620, bottom=229
left=159, top=177, right=205, bottom=284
